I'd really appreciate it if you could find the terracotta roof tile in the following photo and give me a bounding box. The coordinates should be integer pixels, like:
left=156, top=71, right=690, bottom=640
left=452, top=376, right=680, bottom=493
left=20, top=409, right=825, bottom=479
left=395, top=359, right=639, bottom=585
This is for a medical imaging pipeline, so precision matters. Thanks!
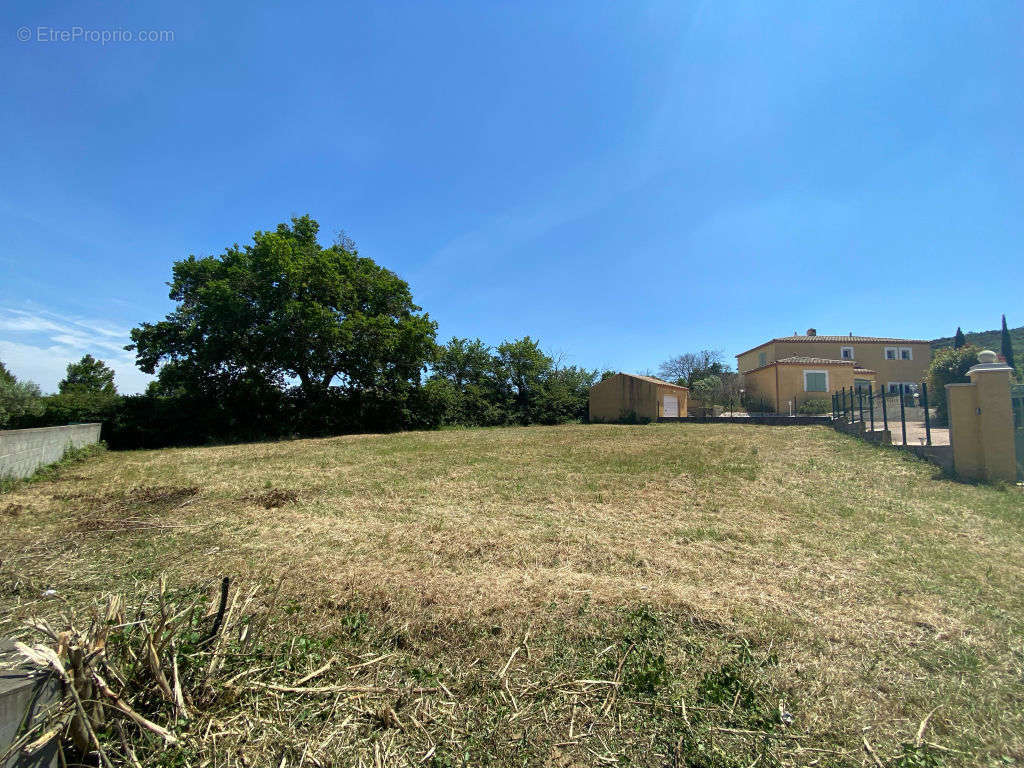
left=737, top=335, right=931, bottom=357
left=774, top=356, right=854, bottom=365
left=742, top=358, right=880, bottom=374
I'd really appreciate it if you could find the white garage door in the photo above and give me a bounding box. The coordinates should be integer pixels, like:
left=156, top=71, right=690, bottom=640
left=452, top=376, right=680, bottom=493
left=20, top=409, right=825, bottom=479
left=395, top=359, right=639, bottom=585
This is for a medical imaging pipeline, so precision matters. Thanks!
left=663, top=395, right=678, bottom=417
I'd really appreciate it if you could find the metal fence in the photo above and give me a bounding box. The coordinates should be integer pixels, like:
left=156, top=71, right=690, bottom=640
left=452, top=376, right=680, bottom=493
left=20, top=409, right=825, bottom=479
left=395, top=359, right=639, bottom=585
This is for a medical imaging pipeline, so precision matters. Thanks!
left=831, top=382, right=939, bottom=446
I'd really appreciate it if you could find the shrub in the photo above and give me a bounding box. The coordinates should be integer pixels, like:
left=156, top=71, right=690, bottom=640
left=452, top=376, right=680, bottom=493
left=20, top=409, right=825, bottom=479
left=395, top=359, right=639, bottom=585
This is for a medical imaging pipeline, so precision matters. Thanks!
left=927, top=345, right=980, bottom=426
left=797, top=397, right=830, bottom=415
left=39, top=391, right=120, bottom=427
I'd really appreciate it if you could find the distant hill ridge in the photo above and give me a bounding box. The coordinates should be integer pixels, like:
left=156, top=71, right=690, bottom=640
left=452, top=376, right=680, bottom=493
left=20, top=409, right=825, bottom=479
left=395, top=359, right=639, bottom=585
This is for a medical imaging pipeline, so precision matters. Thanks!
left=931, top=323, right=1023, bottom=363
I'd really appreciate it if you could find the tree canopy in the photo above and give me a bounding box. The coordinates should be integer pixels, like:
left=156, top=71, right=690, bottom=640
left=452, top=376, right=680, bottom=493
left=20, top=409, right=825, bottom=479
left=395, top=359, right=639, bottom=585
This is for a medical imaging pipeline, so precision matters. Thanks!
left=926, top=345, right=980, bottom=425
left=658, top=350, right=729, bottom=386
left=426, top=336, right=597, bottom=426
left=0, top=361, right=43, bottom=427
left=60, top=354, right=117, bottom=395
left=691, top=375, right=722, bottom=409
left=127, top=216, right=437, bottom=403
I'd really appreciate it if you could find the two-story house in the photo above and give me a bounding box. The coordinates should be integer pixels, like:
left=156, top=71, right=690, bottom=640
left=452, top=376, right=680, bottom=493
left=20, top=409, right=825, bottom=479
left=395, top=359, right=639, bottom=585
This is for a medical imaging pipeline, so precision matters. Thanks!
left=736, top=329, right=932, bottom=413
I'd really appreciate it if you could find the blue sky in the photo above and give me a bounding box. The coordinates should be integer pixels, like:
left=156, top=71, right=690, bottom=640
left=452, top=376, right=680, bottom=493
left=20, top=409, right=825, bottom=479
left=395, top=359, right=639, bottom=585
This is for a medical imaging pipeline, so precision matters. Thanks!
left=2, top=1, right=1022, bottom=393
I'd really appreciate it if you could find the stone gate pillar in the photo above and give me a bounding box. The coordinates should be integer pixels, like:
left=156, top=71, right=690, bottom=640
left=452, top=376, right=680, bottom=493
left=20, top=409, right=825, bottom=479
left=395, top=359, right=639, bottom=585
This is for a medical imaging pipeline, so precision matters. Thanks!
left=947, top=350, right=1017, bottom=482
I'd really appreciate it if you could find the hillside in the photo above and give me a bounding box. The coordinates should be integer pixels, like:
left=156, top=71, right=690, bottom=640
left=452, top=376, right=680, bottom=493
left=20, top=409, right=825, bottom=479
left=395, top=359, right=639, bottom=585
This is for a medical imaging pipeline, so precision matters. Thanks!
left=2, top=424, right=1022, bottom=765
left=932, top=321, right=1024, bottom=363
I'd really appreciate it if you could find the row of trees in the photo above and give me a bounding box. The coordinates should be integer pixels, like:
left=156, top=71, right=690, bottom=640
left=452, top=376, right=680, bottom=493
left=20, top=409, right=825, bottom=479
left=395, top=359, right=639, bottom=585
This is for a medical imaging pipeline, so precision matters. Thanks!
left=427, top=337, right=600, bottom=426
left=17, top=214, right=1008, bottom=443
left=2, top=215, right=608, bottom=446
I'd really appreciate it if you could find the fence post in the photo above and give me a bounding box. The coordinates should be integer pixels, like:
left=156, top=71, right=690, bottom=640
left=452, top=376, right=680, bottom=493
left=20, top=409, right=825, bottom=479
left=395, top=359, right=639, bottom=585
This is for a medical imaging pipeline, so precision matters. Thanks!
left=921, top=382, right=931, bottom=446
left=858, top=387, right=864, bottom=424
left=832, top=392, right=837, bottom=420
left=869, top=385, right=875, bottom=432
left=899, top=383, right=908, bottom=446
left=840, top=388, right=846, bottom=421
left=881, top=387, right=889, bottom=433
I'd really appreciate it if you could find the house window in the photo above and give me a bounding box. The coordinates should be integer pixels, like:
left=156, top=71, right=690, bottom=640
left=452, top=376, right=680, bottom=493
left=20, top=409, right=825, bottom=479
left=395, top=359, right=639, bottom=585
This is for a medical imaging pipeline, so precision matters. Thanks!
left=803, top=370, right=828, bottom=392
left=884, top=347, right=898, bottom=360
left=899, top=347, right=912, bottom=360
left=758, top=351, right=767, bottom=367
left=841, top=346, right=854, bottom=360
left=887, top=382, right=917, bottom=395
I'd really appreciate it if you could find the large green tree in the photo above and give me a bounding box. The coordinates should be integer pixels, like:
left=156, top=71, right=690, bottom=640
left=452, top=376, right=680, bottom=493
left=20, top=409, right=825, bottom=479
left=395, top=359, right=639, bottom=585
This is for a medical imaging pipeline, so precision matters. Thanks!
left=127, top=216, right=437, bottom=403
left=59, top=354, right=117, bottom=395
left=953, top=327, right=966, bottom=349
left=428, top=338, right=505, bottom=425
left=491, top=337, right=597, bottom=424
left=432, top=338, right=495, bottom=390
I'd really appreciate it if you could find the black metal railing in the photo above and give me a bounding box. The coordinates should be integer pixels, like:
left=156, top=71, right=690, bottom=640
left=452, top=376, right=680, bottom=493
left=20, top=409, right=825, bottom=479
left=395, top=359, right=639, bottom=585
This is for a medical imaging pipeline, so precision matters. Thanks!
left=832, top=381, right=933, bottom=447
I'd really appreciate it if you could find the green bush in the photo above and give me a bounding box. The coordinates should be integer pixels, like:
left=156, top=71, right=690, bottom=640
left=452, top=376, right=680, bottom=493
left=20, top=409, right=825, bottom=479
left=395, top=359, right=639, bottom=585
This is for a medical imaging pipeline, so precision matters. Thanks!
left=927, top=345, right=980, bottom=426
left=797, top=397, right=831, bottom=415
left=0, top=362, right=43, bottom=427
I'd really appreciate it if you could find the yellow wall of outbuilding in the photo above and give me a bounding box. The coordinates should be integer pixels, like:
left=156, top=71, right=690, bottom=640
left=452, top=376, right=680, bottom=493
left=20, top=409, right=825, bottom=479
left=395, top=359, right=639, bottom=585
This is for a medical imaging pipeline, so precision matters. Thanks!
left=588, top=374, right=688, bottom=421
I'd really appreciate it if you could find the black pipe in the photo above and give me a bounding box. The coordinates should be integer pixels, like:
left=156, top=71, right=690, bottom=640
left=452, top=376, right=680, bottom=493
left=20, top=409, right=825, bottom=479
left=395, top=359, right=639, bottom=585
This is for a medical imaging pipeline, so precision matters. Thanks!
left=922, top=382, right=931, bottom=446
left=899, top=384, right=908, bottom=446
left=869, top=386, right=875, bottom=432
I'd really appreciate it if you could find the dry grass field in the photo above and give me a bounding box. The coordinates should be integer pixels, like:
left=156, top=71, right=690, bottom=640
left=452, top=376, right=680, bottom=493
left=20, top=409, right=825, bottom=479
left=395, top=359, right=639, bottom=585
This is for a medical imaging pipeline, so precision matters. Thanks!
left=2, top=423, right=1023, bottom=767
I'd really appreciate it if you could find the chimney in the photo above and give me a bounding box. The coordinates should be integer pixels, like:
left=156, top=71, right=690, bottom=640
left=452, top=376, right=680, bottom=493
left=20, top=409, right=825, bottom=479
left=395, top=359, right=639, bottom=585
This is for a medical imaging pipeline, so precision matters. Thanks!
left=806, top=328, right=816, bottom=337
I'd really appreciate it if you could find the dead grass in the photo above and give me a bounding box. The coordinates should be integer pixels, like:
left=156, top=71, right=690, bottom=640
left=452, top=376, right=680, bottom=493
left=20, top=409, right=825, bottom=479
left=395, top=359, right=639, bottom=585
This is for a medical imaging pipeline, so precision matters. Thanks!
left=1, top=423, right=1022, bottom=766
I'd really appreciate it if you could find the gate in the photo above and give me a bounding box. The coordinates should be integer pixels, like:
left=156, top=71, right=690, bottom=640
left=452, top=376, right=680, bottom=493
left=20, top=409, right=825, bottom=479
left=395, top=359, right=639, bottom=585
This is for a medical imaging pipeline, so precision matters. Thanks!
left=832, top=381, right=947, bottom=446
left=1013, top=384, right=1024, bottom=481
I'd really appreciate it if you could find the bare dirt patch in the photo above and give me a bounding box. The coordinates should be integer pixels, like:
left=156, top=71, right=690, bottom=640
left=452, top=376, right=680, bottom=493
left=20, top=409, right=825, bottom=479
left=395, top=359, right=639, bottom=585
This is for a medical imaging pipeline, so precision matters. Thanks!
left=2, top=503, right=25, bottom=517
left=249, top=487, right=299, bottom=508
left=59, top=484, right=200, bottom=533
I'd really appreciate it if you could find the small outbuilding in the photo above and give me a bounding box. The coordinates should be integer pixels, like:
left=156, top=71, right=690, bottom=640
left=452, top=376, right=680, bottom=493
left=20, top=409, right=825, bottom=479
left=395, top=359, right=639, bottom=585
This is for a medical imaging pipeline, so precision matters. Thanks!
left=589, top=373, right=689, bottom=422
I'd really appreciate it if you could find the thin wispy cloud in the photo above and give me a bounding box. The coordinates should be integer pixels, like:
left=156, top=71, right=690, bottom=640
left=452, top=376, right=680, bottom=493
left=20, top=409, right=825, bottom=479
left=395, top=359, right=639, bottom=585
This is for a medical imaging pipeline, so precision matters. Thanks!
left=0, top=307, right=151, bottom=393
left=0, top=314, right=69, bottom=334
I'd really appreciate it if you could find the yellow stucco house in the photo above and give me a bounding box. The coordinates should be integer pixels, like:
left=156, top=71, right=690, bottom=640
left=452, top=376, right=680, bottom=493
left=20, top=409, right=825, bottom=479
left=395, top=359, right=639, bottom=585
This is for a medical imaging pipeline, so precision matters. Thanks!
left=736, top=329, right=932, bottom=413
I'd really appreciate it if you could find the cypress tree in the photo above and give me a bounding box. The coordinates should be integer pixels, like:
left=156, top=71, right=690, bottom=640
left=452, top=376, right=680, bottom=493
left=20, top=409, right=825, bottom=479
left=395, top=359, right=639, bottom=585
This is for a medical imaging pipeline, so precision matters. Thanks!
left=1001, top=314, right=1015, bottom=369
left=953, top=327, right=966, bottom=349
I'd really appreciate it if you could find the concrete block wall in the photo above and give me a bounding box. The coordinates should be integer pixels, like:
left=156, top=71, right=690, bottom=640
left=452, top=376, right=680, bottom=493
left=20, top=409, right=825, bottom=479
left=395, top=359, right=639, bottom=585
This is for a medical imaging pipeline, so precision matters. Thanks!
left=0, top=423, right=102, bottom=481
